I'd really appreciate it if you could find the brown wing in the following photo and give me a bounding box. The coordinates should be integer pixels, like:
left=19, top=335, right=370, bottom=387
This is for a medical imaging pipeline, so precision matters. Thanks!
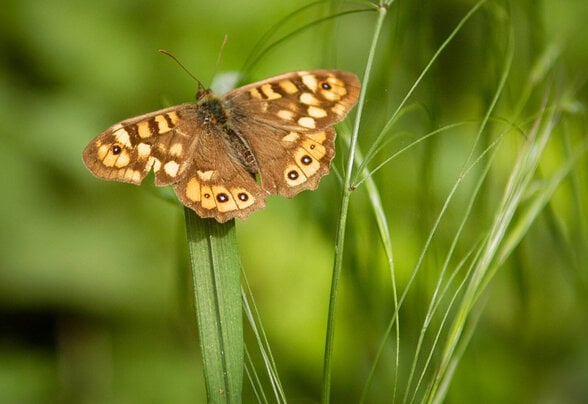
left=223, top=70, right=360, bottom=132
left=229, top=123, right=336, bottom=198
left=172, top=127, right=267, bottom=223
left=222, top=70, right=359, bottom=198
left=82, top=103, right=200, bottom=186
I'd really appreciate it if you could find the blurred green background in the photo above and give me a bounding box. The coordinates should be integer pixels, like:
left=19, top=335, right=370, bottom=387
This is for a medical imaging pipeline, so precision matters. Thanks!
left=1, top=0, right=587, bottom=402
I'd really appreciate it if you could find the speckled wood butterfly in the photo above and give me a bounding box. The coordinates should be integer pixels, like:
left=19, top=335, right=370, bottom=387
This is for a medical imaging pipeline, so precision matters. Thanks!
left=83, top=70, right=360, bottom=222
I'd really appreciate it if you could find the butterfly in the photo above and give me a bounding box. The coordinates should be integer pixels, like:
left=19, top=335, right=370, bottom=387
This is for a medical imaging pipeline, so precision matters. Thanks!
left=83, top=70, right=360, bottom=222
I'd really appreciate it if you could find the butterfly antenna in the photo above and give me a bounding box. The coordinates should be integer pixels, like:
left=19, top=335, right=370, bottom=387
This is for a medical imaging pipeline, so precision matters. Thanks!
left=214, top=35, right=229, bottom=75
left=158, top=49, right=205, bottom=90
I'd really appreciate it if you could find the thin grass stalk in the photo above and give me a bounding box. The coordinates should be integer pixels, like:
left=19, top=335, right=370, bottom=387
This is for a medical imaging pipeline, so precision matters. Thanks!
left=321, top=3, right=389, bottom=402
left=242, top=7, right=373, bottom=76
left=339, top=133, right=399, bottom=403
left=244, top=347, right=267, bottom=404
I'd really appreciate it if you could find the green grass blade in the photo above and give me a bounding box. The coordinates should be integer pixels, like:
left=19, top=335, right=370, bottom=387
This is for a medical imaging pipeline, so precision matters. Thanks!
left=184, top=209, right=243, bottom=403
left=321, top=3, right=388, bottom=403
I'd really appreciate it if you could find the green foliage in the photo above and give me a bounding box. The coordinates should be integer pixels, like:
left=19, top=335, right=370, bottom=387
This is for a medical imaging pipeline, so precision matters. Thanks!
left=1, top=0, right=587, bottom=402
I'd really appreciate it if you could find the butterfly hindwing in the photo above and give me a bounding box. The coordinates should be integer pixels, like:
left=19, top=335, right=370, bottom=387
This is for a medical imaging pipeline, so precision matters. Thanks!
left=229, top=122, right=336, bottom=198
left=172, top=128, right=267, bottom=222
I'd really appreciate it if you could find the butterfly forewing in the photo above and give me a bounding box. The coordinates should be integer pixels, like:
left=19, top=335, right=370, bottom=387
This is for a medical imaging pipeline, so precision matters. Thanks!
left=83, top=69, right=360, bottom=222
left=224, top=70, right=360, bottom=133
left=83, top=104, right=200, bottom=186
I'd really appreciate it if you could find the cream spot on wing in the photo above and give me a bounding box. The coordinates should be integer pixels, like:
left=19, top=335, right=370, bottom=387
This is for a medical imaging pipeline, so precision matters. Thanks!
left=137, top=143, right=151, bottom=159
left=301, top=74, right=318, bottom=91
left=321, top=89, right=339, bottom=102
left=279, top=80, right=299, bottom=94
left=231, top=188, right=255, bottom=209
left=307, top=130, right=328, bottom=143
left=137, top=121, right=152, bottom=138
left=328, top=77, right=346, bottom=92
left=298, top=116, right=316, bottom=129
left=113, top=129, right=131, bottom=147
left=331, top=103, right=347, bottom=116
left=212, top=186, right=238, bottom=212
left=293, top=147, right=320, bottom=177
left=249, top=88, right=263, bottom=100
left=103, top=149, right=130, bottom=168
left=97, top=144, right=109, bottom=160
left=260, top=83, right=282, bottom=100
left=200, top=185, right=216, bottom=210
left=124, top=169, right=141, bottom=183
left=114, top=151, right=130, bottom=167
left=197, top=170, right=214, bottom=181
left=300, top=92, right=320, bottom=106
left=167, top=111, right=180, bottom=126
left=169, top=143, right=183, bottom=157
left=301, top=139, right=327, bottom=160
left=320, top=77, right=347, bottom=101
left=163, top=161, right=180, bottom=177
left=186, top=177, right=201, bottom=201
left=282, top=132, right=300, bottom=143
left=154, top=114, right=172, bottom=133
left=284, top=165, right=307, bottom=186
left=308, top=106, right=327, bottom=118
left=277, top=109, right=295, bottom=121
left=151, top=157, right=162, bottom=172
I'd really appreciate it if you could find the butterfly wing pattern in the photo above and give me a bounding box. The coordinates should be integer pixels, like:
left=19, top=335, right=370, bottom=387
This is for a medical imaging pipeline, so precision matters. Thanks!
left=83, top=69, right=360, bottom=222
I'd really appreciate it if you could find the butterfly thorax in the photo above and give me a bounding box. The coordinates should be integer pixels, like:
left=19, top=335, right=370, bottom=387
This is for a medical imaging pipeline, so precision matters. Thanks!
left=197, top=92, right=227, bottom=126
left=196, top=91, right=259, bottom=175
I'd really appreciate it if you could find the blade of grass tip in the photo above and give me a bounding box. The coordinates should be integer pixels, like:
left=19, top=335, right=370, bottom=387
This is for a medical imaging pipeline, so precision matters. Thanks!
left=495, top=140, right=587, bottom=269
left=243, top=8, right=374, bottom=76
left=473, top=100, right=561, bottom=299
left=356, top=0, right=489, bottom=182
left=322, top=3, right=387, bottom=403
left=241, top=0, right=329, bottom=73
left=184, top=208, right=243, bottom=403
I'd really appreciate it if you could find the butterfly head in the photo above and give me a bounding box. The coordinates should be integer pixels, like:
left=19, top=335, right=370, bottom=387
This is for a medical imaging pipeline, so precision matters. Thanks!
left=196, top=84, right=212, bottom=101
